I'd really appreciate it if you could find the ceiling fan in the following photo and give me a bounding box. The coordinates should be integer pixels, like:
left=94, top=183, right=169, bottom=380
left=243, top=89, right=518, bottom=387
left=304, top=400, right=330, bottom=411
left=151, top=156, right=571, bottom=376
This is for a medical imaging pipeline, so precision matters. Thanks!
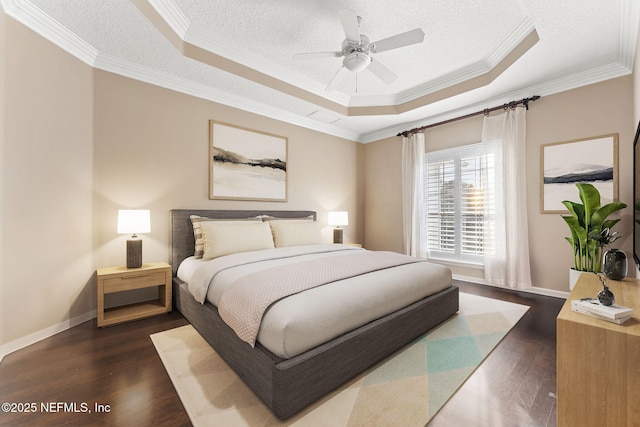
left=293, top=9, right=425, bottom=91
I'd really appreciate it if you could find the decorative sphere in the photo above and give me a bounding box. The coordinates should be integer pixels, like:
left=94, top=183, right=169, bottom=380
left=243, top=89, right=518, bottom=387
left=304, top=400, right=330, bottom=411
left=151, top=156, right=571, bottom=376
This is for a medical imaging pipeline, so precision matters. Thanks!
left=598, top=286, right=615, bottom=306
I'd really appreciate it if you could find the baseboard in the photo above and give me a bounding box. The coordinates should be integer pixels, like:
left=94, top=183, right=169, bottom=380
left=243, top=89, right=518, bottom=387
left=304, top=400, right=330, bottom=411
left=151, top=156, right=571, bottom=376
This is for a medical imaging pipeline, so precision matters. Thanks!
left=452, top=274, right=569, bottom=299
left=0, top=310, right=96, bottom=363
left=0, top=274, right=569, bottom=363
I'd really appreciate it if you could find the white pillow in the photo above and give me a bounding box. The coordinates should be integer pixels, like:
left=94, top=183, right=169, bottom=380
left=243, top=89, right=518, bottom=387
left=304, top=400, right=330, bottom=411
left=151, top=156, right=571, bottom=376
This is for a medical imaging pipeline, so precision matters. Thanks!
left=269, top=221, right=323, bottom=247
left=201, top=221, right=274, bottom=259
left=190, top=215, right=262, bottom=259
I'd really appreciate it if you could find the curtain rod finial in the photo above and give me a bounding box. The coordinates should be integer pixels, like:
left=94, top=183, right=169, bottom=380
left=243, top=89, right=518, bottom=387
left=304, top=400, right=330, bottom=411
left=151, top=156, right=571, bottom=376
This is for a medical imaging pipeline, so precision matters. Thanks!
left=524, top=95, right=541, bottom=110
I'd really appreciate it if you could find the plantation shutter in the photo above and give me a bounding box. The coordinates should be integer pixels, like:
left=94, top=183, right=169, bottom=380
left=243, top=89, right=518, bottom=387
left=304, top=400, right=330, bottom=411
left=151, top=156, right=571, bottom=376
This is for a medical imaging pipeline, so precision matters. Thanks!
left=425, top=143, right=496, bottom=264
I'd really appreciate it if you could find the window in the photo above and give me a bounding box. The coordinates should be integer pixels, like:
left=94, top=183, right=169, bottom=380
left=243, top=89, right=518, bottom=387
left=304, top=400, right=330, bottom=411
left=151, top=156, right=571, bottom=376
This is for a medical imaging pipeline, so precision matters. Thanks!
left=425, top=143, right=496, bottom=265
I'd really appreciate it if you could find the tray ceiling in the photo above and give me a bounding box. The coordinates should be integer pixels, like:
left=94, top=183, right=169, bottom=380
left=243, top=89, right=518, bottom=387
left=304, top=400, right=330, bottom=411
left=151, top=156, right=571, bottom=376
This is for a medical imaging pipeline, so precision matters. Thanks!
left=3, top=0, right=639, bottom=142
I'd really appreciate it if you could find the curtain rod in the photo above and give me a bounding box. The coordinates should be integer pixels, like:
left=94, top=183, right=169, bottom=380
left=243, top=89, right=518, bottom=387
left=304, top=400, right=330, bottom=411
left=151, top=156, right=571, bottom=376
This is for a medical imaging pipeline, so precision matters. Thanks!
left=397, top=95, right=541, bottom=137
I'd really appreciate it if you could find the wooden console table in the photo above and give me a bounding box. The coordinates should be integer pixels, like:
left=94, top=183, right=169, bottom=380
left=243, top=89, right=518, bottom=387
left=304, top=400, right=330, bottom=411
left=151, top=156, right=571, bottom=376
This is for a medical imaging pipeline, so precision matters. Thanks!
left=557, top=273, right=640, bottom=426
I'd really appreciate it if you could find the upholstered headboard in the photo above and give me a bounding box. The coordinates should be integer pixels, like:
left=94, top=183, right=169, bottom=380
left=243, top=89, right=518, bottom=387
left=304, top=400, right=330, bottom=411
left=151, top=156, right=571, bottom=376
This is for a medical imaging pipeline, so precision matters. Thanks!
left=169, top=209, right=317, bottom=276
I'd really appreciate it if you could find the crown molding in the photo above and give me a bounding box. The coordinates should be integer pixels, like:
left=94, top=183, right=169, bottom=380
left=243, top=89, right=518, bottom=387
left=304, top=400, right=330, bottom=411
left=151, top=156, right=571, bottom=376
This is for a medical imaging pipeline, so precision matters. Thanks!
left=93, top=52, right=361, bottom=141
left=1, top=0, right=98, bottom=66
left=183, top=26, right=350, bottom=107
left=149, top=0, right=350, bottom=107
left=349, top=61, right=490, bottom=107
left=144, top=0, right=540, bottom=113
left=484, top=16, right=536, bottom=67
left=4, top=0, right=637, bottom=144
left=398, top=22, right=538, bottom=106
left=1, top=0, right=358, bottom=141
left=618, top=0, right=640, bottom=70
left=361, top=61, right=633, bottom=143
left=148, top=0, right=189, bottom=38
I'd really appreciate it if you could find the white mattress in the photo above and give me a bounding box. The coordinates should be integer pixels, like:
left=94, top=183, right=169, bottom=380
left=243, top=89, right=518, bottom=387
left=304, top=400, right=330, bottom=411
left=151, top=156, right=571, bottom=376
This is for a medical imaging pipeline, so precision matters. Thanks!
left=178, top=245, right=452, bottom=358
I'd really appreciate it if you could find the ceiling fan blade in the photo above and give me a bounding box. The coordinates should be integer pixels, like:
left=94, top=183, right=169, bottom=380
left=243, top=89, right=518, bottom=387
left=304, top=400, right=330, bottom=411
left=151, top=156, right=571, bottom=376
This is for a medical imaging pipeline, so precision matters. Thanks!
left=326, top=66, right=350, bottom=91
left=292, top=51, right=343, bottom=60
left=370, top=28, right=425, bottom=53
left=338, top=9, right=361, bottom=43
left=367, top=58, right=397, bottom=84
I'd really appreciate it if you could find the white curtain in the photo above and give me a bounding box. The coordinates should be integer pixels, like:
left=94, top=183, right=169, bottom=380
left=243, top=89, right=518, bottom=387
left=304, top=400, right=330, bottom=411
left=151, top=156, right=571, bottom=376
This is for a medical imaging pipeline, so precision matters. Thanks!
left=482, top=107, right=532, bottom=289
left=402, top=132, right=427, bottom=258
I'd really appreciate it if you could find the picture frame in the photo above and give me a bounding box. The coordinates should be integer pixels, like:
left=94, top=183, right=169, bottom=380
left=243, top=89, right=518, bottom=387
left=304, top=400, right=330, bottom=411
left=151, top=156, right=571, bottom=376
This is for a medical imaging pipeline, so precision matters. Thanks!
left=540, top=133, right=618, bottom=213
left=209, top=120, right=288, bottom=201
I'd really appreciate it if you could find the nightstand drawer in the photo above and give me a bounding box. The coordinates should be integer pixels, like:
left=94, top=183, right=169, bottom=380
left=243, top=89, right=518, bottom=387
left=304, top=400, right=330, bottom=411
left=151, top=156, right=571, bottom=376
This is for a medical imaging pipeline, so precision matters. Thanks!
left=103, top=271, right=166, bottom=293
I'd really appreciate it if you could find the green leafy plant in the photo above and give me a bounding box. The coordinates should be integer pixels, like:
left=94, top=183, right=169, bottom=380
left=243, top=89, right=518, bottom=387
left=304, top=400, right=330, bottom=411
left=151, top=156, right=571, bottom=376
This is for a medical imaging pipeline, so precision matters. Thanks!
left=562, top=182, right=626, bottom=273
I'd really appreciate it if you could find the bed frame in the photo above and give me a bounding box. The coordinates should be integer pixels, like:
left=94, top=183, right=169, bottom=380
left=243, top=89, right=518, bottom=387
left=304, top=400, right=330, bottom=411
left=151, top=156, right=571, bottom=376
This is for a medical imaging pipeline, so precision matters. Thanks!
left=169, top=209, right=459, bottom=419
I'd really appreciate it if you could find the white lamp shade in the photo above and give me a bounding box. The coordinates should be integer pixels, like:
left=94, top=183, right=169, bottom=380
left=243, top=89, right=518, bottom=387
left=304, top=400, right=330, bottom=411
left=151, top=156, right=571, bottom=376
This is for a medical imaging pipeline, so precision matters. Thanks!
left=117, top=210, right=151, bottom=235
left=328, top=211, right=349, bottom=227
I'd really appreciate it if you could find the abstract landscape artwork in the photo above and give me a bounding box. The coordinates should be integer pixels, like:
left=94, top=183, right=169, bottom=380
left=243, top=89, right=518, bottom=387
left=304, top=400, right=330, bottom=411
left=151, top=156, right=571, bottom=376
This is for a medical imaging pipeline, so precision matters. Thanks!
left=209, top=121, right=287, bottom=201
left=540, top=134, right=618, bottom=213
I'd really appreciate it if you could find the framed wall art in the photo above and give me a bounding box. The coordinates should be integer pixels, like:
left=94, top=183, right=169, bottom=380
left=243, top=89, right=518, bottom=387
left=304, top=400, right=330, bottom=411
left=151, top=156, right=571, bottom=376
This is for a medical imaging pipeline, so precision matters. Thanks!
left=209, top=120, right=288, bottom=201
left=540, top=133, right=618, bottom=213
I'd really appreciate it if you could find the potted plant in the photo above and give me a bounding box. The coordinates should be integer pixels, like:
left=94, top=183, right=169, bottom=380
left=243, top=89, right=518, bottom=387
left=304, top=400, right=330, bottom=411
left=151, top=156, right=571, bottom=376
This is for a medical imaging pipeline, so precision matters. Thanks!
left=561, top=182, right=626, bottom=289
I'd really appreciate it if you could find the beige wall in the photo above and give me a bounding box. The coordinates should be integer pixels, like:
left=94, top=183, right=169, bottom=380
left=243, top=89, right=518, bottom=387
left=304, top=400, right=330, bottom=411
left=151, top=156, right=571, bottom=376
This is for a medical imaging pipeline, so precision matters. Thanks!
left=527, top=78, right=634, bottom=291
left=365, top=77, right=635, bottom=292
left=363, top=135, right=402, bottom=252
left=2, top=7, right=639, bottom=353
left=1, top=13, right=362, bottom=350
left=92, top=71, right=363, bottom=269
left=1, top=16, right=95, bottom=345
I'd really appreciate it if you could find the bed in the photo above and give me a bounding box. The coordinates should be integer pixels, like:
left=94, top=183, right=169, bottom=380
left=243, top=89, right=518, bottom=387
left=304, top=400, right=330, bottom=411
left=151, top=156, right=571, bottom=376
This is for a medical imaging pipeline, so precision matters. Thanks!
left=169, top=209, right=459, bottom=419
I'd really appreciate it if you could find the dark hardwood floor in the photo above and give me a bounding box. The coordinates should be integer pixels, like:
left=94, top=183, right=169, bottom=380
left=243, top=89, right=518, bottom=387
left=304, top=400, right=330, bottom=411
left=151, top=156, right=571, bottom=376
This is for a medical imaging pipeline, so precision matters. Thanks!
left=0, top=312, right=191, bottom=427
left=428, top=281, right=565, bottom=427
left=0, top=281, right=564, bottom=427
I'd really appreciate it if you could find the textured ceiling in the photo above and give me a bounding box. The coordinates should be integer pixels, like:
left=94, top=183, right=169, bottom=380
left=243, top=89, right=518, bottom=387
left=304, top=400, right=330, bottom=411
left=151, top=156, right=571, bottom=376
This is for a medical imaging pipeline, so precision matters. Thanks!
left=3, top=0, right=639, bottom=142
left=174, top=0, right=525, bottom=93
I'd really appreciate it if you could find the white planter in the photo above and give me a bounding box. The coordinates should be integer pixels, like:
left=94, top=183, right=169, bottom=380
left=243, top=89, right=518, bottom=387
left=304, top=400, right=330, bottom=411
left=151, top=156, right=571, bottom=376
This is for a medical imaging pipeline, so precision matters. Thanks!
left=569, top=269, right=596, bottom=290
left=569, top=269, right=581, bottom=290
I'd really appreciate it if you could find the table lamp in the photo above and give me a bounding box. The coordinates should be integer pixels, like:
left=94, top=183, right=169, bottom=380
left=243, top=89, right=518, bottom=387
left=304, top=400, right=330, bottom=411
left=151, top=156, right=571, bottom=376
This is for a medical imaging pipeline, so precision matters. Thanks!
left=117, top=209, right=151, bottom=268
left=328, top=211, right=348, bottom=244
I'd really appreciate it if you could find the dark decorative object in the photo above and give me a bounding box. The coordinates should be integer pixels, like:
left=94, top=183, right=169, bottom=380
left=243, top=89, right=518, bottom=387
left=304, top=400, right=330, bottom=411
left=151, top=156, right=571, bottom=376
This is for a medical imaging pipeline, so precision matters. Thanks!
left=602, top=248, right=628, bottom=280
left=117, top=210, right=150, bottom=269
left=126, top=239, right=142, bottom=269
left=597, top=273, right=615, bottom=306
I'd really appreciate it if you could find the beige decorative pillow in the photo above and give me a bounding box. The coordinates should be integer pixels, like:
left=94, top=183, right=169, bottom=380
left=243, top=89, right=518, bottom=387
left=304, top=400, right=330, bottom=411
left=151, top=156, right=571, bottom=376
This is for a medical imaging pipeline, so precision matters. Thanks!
left=200, top=221, right=275, bottom=259
left=268, top=221, right=323, bottom=247
left=190, top=215, right=261, bottom=258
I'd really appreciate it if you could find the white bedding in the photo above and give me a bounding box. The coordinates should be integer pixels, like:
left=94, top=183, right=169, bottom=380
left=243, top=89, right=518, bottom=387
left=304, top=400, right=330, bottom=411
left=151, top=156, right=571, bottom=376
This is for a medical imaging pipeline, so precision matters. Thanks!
left=178, top=244, right=452, bottom=358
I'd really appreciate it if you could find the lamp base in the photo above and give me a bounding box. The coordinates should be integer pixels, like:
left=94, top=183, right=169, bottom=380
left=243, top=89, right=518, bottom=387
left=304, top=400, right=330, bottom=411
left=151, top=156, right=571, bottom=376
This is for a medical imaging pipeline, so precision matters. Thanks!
left=333, top=228, right=344, bottom=244
left=126, top=239, right=143, bottom=268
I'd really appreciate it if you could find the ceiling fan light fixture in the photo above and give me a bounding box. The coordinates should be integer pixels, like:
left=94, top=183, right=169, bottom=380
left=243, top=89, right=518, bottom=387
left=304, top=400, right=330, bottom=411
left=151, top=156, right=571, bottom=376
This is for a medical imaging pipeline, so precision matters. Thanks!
left=343, top=52, right=371, bottom=72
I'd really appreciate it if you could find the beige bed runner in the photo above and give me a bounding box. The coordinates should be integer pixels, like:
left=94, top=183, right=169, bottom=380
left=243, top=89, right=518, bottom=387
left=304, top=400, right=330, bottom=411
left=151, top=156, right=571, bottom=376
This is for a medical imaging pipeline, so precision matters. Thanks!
left=218, top=251, right=422, bottom=346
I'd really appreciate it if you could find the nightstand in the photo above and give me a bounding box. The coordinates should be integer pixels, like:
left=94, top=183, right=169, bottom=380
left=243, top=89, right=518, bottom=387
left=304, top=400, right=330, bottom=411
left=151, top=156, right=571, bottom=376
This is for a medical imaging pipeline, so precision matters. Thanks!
left=96, top=261, right=172, bottom=327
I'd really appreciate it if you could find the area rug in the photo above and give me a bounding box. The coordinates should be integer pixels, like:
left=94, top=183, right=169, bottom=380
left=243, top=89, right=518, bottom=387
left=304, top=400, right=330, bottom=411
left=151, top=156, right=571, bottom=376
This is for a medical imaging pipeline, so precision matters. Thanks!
left=151, top=293, right=528, bottom=426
